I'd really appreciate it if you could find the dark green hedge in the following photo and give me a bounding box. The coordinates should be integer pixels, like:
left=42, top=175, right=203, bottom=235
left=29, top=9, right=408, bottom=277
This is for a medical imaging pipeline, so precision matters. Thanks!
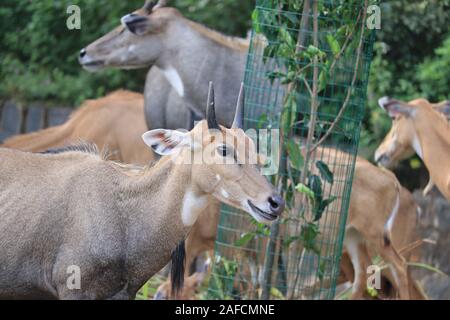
left=0, top=0, right=254, bottom=106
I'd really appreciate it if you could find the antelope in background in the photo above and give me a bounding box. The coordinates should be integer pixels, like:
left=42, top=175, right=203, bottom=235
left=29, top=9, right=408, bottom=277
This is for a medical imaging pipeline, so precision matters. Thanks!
left=1, top=90, right=154, bottom=165
left=0, top=83, right=284, bottom=299
left=155, top=150, right=425, bottom=300
left=79, top=0, right=249, bottom=130
left=375, top=98, right=450, bottom=201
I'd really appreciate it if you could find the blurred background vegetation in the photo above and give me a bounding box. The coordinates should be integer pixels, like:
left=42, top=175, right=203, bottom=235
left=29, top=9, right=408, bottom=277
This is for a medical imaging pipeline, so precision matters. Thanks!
left=0, top=0, right=449, bottom=167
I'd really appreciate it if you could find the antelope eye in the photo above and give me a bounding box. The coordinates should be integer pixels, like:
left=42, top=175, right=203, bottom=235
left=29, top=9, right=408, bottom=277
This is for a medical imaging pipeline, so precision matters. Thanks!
left=217, top=145, right=230, bottom=157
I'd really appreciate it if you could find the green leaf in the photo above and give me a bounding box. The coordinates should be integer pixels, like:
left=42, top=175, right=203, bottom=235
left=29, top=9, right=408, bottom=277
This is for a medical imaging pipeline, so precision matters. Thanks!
left=270, top=287, right=285, bottom=299
left=409, top=158, right=422, bottom=169
left=295, top=183, right=315, bottom=200
left=308, top=174, right=323, bottom=199
left=266, top=71, right=287, bottom=82
left=279, top=28, right=295, bottom=48
left=316, top=161, right=334, bottom=184
left=326, top=33, right=341, bottom=56
left=234, top=232, right=256, bottom=247
left=366, top=286, right=378, bottom=298
left=286, top=140, right=304, bottom=170
left=314, top=196, right=337, bottom=221
left=252, top=9, right=260, bottom=32
left=283, top=235, right=300, bottom=248
left=300, top=222, right=320, bottom=254
left=318, top=260, right=327, bottom=280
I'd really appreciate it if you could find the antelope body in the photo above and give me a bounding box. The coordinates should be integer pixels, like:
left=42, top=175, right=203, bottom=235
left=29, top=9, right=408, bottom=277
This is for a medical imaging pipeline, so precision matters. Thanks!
left=0, top=85, right=283, bottom=299
left=80, top=3, right=249, bottom=129
left=1, top=90, right=154, bottom=165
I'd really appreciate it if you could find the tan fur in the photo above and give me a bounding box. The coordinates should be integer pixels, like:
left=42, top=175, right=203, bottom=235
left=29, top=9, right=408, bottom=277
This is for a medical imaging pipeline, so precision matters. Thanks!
left=376, top=98, right=450, bottom=200
left=1, top=90, right=154, bottom=166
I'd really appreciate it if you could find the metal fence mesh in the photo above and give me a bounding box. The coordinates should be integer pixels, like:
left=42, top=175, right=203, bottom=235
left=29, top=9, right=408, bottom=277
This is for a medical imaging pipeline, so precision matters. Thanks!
left=208, top=0, right=376, bottom=300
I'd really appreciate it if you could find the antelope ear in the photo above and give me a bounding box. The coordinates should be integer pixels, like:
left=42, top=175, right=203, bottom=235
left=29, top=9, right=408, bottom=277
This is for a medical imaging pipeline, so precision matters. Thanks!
left=378, top=96, right=413, bottom=118
left=121, top=13, right=151, bottom=36
left=434, top=101, right=450, bottom=119
left=142, top=129, right=191, bottom=155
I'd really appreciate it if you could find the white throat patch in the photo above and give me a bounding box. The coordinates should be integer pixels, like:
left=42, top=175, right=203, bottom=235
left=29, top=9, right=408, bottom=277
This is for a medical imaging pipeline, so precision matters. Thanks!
left=181, top=188, right=208, bottom=227
left=162, top=66, right=184, bottom=97
left=412, top=133, right=423, bottom=160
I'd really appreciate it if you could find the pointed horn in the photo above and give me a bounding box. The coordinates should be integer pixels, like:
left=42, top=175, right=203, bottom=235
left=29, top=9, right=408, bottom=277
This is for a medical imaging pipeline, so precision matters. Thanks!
left=206, top=82, right=220, bottom=130
left=143, top=0, right=167, bottom=13
left=154, top=0, right=168, bottom=10
left=232, top=82, right=245, bottom=129
left=143, top=0, right=157, bottom=13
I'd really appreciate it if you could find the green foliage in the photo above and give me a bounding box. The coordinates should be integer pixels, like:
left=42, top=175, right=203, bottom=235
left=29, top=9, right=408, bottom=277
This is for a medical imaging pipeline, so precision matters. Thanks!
left=0, top=0, right=254, bottom=106
left=417, top=36, right=450, bottom=102
left=207, top=255, right=238, bottom=300
left=360, top=0, right=450, bottom=158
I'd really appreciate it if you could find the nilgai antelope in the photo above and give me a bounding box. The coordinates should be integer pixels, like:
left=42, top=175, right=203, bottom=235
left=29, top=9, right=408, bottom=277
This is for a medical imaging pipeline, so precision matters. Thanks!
left=79, top=0, right=249, bottom=130
left=375, top=98, right=450, bottom=201
left=0, top=83, right=284, bottom=299
left=1, top=90, right=155, bottom=165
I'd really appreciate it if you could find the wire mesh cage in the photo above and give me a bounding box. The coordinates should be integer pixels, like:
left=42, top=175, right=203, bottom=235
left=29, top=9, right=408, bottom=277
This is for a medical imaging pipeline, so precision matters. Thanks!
left=208, top=0, right=377, bottom=300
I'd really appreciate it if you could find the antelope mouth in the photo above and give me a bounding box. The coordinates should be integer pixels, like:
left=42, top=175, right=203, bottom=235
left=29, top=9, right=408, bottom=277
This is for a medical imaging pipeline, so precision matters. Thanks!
left=81, top=60, right=105, bottom=71
left=248, top=200, right=278, bottom=221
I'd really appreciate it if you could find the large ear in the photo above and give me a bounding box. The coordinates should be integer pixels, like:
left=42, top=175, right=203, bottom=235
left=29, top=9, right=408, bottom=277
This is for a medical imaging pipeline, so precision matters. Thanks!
left=121, top=13, right=151, bottom=36
left=142, top=129, right=191, bottom=156
left=378, top=96, right=414, bottom=118
left=434, top=101, right=450, bottom=119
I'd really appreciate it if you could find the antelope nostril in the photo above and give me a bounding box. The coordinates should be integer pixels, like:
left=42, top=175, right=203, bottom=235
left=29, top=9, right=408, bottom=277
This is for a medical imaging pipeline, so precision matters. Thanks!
left=268, top=194, right=284, bottom=214
left=79, top=48, right=87, bottom=58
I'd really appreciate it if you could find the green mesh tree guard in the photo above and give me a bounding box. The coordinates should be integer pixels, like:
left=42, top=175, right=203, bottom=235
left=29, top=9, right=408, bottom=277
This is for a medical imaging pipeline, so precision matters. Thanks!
left=208, top=0, right=377, bottom=300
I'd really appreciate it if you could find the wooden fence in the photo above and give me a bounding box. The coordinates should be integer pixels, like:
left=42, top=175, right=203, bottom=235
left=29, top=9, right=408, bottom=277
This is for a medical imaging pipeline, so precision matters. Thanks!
left=0, top=100, right=72, bottom=143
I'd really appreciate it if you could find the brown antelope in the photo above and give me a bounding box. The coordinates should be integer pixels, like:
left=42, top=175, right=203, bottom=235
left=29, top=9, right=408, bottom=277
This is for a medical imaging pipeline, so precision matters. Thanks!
left=0, top=83, right=284, bottom=299
left=155, top=149, right=423, bottom=300
left=1, top=90, right=155, bottom=166
left=375, top=98, right=450, bottom=201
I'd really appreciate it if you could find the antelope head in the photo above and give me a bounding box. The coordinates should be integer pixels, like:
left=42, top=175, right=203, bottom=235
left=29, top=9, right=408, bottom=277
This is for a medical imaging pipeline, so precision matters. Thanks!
left=374, top=97, right=447, bottom=168
left=79, top=0, right=180, bottom=71
left=142, top=82, right=285, bottom=223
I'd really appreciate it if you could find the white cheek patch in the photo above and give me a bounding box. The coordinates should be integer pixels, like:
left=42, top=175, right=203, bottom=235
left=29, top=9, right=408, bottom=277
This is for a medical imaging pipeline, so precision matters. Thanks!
left=181, top=189, right=208, bottom=227
left=162, top=66, right=185, bottom=97
left=412, top=133, right=423, bottom=160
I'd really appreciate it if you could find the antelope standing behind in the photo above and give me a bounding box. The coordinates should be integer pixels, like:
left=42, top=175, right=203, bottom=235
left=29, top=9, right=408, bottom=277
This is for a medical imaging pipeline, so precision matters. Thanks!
left=375, top=98, right=450, bottom=201
left=79, top=0, right=249, bottom=130
left=1, top=90, right=154, bottom=165
left=155, top=151, right=425, bottom=300
left=0, top=84, right=284, bottom=299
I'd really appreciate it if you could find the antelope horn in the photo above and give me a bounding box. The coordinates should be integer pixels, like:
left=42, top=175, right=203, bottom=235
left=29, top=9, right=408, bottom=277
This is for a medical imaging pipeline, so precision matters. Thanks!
left=143, top=0, right=167, bottom=14
left=153, top=0, right=168, bottom=10
left=206, top=82, right=220, bottom=130
left=232, top=82, right=245, bottom=129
